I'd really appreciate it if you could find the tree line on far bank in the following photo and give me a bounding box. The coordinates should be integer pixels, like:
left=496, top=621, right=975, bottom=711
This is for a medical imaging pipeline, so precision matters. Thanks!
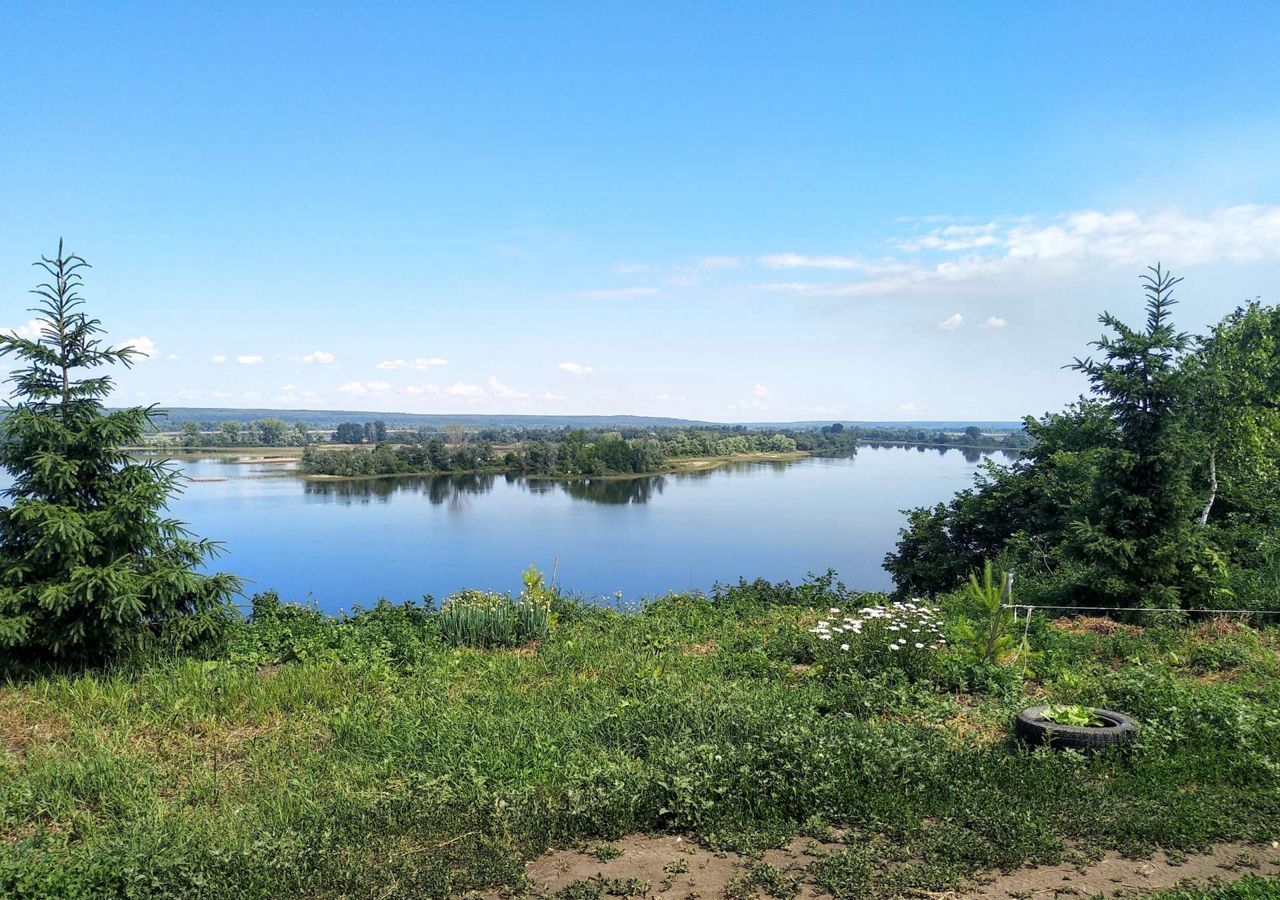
left=300, top=428, right=809, bottom=478
left=149, top=417, right=1030, bottom=452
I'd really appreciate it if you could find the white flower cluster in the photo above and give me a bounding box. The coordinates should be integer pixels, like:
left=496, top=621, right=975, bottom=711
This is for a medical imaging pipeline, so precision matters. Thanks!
left=809, top=599, right=946, bottom=652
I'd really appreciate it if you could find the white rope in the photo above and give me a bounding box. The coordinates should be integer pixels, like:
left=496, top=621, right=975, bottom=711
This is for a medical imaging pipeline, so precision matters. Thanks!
left=1001, top=603, right=1280, bottom=616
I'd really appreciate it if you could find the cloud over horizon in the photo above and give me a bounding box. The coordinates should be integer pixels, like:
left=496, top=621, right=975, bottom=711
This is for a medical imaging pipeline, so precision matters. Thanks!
left=754, top=205, right=1280, bottom=299
left=377, top=357, right=447, bottom=370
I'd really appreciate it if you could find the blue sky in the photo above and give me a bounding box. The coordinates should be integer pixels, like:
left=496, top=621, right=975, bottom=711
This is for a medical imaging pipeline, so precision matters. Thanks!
left=1, top=1, right=1278, bottom=422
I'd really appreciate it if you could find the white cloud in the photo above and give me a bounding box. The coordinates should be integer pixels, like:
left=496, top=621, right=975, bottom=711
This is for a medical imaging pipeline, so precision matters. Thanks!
left=337, top=380, right=391, bottom=396
left=210, top=354, right=227, bottom=364
left=614, top=262, right=653, bottom=275
left=558, top=361, right=595, bottom=376
left=402, top=382, right=485, bottom=399
left=401, top=378, right=567, bottom=405
left=895, top=223, right=1001, bottom=252
left=759, top=253, right=864, bottom=270
left=938, top=313, right=965, bottom=331
left=897, top=402, right=920, bottom=414
left=168, top=388, right=238, bottom=401
left=277, top=384, right=319, bottom=403
left=581, top=287, right=659, bottom=299
left=300, top=350, right=335, bottom=364
left=757, top=205, right=1280, bottom=299
left=698, top=256, right=741, bottom=269
left=2, top=319, right=44, bottom=340
left=376, top=357, right=448, bottom=370
left=486, top=376, right=529, bottom=399
left=120, top=336, right=155, bottom=358
left=652, top=393, right=688, bottom=402
left=982, top=316, right=1008, bottom=328
left=237, top=355, right=264, bottom=365
left=165, top=353, right=181, bottom=361
left=445, top=382, right=486, bottom=398
left=733, top=384, right=774, bottom=411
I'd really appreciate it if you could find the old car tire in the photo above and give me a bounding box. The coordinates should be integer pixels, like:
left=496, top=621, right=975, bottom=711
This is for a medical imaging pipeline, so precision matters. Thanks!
left=1015, top=705, right=1137, bottom=751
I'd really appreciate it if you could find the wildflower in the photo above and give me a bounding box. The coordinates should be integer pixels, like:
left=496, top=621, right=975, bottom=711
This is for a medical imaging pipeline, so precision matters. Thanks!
left=915, top=642, right=924, bottom=649
left=840, top=643, right=850, bottom=651
left=889, top=644, right=899, bottom=651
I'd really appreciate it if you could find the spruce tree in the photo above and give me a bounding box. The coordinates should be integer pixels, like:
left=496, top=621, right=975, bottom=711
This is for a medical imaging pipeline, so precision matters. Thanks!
left=1069, top=264, right=1200, bottom=607
left=0, top=242, right=240, bottom=663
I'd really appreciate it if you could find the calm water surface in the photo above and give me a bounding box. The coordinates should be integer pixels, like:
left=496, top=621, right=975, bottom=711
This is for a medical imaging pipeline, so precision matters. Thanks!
left=159, top=446, right=1010, bottom=612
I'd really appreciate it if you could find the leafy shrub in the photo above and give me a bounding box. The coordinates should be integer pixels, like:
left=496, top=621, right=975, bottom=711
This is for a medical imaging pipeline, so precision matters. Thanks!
left=931, top=654, right=1025, bottom=697
left=712, top=570, right=886, bottom=612
left=228, top=591, right=441, bottom=666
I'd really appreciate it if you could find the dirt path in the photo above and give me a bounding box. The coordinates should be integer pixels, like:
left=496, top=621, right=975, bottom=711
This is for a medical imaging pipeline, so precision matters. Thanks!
left=501, top=834, right=1279, bottom=900
left=970, top=841, right=1279, bottom=899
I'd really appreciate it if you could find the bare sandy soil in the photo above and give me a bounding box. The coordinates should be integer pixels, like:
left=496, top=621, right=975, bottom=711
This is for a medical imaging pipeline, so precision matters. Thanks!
left=493, top=833, right=1279, bottom=900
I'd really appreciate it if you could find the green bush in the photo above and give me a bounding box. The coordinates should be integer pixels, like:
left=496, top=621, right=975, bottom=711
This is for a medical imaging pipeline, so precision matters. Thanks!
left=227, top=591, right=439, bottom=667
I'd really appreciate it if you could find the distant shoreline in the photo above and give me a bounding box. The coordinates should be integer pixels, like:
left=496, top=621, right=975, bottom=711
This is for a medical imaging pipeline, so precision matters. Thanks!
left=130, top=443, right=1019, bottom=483
left=299, top=450, right=815, bottom=483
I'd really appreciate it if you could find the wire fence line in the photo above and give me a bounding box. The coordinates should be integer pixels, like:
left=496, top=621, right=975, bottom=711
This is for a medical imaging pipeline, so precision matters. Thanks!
left=1004, top=603, right=1280, bottom=617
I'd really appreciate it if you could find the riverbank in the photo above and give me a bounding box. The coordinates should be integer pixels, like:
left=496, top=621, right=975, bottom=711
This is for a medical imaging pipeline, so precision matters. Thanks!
left=3, top=578, right=1278, bottom=899
left=298, top=449, right=816, bottom=482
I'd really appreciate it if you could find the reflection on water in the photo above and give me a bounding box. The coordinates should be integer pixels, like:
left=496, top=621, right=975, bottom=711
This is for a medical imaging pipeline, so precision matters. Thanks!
left=298, top=470, right=670, bottom=506
left=303, top=472, right=499, bottom=506
left=555, top=475, right=666, bottom=505
left=289, top=449, right=1020, bottom=507
left=861, top=442, right=1021, bottom=466
left=140, top=446, right=1014, bottom=609
left=291, top=455, right=846, bottom=508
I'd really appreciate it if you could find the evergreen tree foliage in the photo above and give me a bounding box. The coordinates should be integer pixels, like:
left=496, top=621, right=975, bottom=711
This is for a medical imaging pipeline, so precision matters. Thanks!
left=1066, top=265, right=1199, bottom=607
left=887, top=265, right=1280, bottom=610
left=0, top=242, right=240, bottom=663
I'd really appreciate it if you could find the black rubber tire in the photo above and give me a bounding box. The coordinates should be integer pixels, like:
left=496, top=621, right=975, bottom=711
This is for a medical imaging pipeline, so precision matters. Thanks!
left=1015, top=705, right=1137, bottom=751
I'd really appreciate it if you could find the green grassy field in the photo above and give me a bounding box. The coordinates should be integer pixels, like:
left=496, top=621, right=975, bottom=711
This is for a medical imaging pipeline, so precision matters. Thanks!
left=2, top=579, right=1279, bottom=899
left=1147, top=879, right=1280, bottom=899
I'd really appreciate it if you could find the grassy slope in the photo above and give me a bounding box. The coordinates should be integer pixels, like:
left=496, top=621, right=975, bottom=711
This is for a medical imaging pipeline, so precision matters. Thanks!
left=2, top=584, right=1279, bottom=899
left=1148, top=879, right=1280, bottom=899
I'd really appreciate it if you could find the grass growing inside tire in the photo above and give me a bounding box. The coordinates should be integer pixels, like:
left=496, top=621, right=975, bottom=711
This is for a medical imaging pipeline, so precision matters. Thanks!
left=2, top=577, right=1279, bottom=899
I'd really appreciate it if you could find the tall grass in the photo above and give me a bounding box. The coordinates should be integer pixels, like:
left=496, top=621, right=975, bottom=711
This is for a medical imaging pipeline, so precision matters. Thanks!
left=439, top=567, right=552, bottom=648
